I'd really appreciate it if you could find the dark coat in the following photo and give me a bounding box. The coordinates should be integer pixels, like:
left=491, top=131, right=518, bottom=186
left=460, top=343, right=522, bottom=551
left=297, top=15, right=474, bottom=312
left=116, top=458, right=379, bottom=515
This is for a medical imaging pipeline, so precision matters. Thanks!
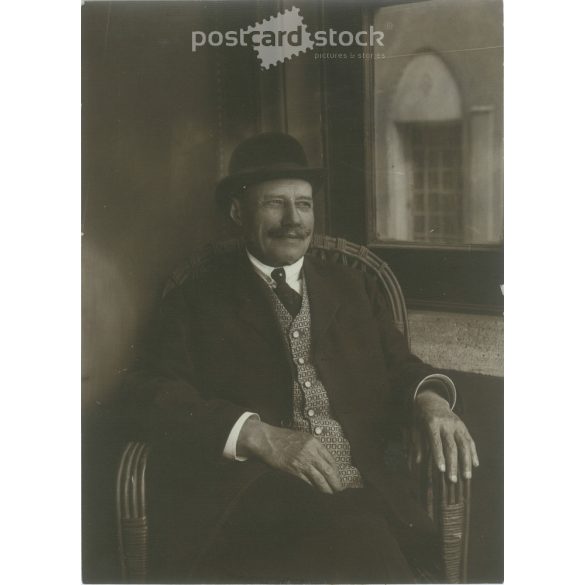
left=125, top=248, right=438, bottom=574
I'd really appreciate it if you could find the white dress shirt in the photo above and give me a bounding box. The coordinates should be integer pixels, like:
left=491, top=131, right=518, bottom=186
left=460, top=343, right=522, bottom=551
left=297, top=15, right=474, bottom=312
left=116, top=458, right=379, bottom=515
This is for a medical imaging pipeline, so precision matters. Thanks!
left=246, top=250, right=304, bottom=294
left=222, top=250, right=456, bottom=461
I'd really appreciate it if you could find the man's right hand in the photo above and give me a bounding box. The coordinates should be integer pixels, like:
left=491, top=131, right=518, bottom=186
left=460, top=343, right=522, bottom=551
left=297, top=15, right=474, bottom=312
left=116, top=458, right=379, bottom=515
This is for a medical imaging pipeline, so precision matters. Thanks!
left=236, top=418, right=344, bottom=494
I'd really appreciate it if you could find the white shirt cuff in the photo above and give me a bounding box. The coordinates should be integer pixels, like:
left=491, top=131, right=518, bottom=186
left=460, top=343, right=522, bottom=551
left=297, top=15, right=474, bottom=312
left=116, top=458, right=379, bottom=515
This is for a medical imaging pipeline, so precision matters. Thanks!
left=222, top=411, right=260, bottom=461
left=412, top=374, right=457, bottom=410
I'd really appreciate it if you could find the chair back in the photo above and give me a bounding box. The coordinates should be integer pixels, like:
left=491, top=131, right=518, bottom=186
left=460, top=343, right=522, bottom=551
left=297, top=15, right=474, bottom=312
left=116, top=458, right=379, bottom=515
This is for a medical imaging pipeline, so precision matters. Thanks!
left=162, top=235, right=410, bottom=348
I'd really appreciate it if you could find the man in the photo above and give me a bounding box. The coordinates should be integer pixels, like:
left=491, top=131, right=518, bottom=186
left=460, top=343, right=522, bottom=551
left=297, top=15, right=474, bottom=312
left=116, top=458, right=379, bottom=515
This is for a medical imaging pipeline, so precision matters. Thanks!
left=126, top=133, right=478, bottom=583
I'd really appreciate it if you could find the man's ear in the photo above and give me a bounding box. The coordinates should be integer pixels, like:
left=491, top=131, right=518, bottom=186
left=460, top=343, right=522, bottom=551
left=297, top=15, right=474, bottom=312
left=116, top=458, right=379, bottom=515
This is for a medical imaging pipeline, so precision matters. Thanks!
left=229, top=197, right=243, bottom=226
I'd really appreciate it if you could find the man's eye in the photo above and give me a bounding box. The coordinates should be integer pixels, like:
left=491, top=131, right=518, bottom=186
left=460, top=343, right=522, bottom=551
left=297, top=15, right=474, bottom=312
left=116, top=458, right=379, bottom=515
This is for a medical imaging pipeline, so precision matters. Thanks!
left=264, top=199, right=284, bottom=207
left=297, top=201, right=313, bottom=210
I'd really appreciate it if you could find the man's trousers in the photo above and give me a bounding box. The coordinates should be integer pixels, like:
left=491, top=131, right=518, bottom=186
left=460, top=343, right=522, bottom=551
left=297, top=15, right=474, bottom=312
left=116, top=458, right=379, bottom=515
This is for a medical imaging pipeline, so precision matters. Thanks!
left=149, top=469, right=441, bottom=583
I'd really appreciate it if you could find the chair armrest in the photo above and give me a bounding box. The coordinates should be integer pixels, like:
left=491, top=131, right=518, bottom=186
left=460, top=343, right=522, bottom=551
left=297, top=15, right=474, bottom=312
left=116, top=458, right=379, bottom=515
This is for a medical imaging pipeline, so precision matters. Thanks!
left=412, top=437, right=471, bottom=583
left=116, top=441, right=150, bottom=583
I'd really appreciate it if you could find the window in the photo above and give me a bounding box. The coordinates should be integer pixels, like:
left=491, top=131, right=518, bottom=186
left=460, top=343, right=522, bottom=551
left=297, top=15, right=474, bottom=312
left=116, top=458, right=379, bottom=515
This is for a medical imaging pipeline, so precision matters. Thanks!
left=322, top=0, right=503, bottom=310
left=368, top=0, right=503, bottom=249
left=402, top=122, right=463, bottom=244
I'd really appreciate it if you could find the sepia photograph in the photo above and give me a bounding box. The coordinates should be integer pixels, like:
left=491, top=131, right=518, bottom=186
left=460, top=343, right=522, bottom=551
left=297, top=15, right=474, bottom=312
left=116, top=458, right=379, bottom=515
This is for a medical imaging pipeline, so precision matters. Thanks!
left=81, top=1, right=504, bottom=582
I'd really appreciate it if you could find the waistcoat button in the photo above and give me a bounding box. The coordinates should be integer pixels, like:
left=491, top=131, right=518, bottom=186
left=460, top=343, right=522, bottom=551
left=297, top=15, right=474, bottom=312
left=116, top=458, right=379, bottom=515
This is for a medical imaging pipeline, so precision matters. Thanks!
left=292, top=330, right=300, bottom=338
left=314, top=426, right=323, bottom=435
left=304, top=381, right=312, bottom=388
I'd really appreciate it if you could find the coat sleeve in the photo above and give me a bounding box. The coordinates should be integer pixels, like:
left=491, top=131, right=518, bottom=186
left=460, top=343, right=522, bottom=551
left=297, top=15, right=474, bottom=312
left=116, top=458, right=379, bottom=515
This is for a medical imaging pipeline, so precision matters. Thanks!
left=123, top=283, right=247, bottom=464
left=363, top=274, right=438, bottom=419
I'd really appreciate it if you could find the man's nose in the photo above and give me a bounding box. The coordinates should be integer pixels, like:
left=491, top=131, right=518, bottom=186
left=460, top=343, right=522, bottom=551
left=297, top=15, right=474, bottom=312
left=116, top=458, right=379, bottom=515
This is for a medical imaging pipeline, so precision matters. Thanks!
left=282, top=200, right=302, bottom=225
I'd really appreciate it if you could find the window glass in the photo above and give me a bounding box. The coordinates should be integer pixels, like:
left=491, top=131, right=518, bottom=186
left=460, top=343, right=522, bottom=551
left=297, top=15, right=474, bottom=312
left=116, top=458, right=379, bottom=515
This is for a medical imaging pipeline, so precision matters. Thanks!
left=371, top=0, right=503, bottom=247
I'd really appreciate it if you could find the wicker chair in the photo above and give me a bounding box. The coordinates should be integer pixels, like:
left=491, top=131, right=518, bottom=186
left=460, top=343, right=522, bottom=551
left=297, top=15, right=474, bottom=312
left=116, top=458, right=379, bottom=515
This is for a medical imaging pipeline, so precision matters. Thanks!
left=116, top=235, right=471, bottom=583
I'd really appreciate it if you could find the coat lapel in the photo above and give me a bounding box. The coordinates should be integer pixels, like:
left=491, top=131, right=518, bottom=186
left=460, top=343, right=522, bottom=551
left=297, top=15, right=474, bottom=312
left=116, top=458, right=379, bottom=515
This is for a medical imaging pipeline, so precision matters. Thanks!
left=231, top=251, right=343, bottom=354
left=232, top=249, right=283, bottom=344
left=303, top=255, right=342, bottom=353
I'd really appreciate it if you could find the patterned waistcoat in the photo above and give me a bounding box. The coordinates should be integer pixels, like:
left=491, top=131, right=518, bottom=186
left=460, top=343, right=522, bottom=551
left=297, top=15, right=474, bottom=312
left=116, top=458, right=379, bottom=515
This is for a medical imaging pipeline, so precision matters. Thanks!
left=268, top=279, right=364, bottom=489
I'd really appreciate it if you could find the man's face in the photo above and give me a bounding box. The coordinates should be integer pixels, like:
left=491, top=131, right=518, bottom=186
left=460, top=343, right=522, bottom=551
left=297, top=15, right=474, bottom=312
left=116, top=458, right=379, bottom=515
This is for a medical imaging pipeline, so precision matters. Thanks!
left=230, top=178, right=314, bottom=267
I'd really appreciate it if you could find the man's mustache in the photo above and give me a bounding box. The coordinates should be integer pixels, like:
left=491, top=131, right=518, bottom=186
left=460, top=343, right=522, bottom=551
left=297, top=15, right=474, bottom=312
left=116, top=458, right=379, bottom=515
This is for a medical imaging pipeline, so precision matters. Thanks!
left=268, top=228, right=312, bottom=239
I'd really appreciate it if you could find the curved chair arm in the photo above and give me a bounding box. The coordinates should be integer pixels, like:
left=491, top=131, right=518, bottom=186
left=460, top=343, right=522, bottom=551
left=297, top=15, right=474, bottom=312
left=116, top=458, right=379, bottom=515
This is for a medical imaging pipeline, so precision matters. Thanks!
left=409, top=434, right=471, bottom=583
left=116, top=442, right=150, bottom=583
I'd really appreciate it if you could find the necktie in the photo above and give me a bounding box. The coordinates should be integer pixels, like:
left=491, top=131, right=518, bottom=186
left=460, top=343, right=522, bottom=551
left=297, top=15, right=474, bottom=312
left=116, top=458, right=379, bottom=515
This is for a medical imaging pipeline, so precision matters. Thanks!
left=271, top=267, right=302, bottom=317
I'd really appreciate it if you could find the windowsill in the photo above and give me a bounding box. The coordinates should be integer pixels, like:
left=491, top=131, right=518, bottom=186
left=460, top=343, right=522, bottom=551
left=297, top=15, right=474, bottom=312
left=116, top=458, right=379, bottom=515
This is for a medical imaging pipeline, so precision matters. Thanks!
left=369, top=240, right=503, bottom=253
left=368, top=245, right=504, bottom=315
left=409, top=309, right=503, bottom=377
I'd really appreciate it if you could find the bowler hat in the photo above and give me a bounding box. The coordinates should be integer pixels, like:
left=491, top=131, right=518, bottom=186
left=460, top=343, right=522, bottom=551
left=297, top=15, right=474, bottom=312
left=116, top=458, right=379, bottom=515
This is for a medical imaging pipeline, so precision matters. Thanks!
left=215, top=132, right=325, bottom=208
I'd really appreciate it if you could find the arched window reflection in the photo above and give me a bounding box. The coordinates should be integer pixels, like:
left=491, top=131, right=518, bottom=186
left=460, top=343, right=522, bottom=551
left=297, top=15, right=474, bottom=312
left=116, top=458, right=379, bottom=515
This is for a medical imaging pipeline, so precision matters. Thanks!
left=371, top=0, right=503, bottom=248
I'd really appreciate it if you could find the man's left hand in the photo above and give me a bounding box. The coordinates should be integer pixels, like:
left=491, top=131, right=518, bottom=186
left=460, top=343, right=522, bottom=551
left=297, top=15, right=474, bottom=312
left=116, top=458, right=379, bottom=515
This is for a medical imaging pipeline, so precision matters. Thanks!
left=413, top=390, right=479, bottom=482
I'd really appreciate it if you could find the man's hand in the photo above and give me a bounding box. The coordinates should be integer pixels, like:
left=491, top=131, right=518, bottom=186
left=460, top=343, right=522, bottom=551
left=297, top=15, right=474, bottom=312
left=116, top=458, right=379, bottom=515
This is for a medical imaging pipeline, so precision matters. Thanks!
left=236, top=418, right=344, bottom=494
left=414, top=390, right=479, bottom=482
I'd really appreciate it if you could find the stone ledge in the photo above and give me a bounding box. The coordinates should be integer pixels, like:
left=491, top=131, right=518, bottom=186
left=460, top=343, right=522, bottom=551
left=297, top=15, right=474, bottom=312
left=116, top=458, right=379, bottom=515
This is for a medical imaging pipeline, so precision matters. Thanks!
left=409, top=310, right=503, bottom=378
